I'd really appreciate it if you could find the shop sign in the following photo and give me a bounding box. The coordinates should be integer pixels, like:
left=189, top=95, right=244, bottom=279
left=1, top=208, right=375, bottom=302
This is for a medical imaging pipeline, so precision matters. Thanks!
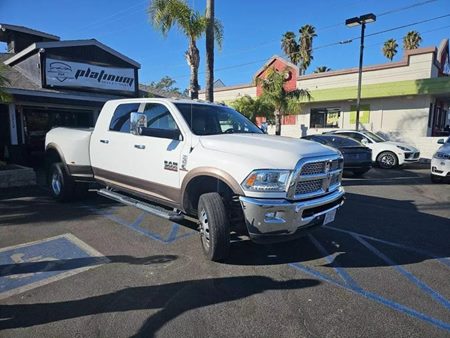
left=45, top=58, right=135, bottom=92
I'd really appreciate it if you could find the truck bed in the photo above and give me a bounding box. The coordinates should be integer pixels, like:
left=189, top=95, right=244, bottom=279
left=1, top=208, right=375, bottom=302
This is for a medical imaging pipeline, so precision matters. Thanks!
left=45, top=127, right=93, bottom=167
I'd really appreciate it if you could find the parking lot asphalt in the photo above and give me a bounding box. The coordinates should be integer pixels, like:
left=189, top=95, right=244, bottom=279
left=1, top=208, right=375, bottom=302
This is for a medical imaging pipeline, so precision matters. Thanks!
left=0, top=166, right=449, bottom=337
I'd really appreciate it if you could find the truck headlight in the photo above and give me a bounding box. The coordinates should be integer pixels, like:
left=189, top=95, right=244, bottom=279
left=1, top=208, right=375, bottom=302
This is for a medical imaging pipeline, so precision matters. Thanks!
left=242, top=170, right=291, bottom=192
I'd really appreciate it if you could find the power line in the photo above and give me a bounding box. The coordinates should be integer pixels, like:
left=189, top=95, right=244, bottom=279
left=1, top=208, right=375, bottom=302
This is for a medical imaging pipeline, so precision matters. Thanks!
left=67, top=0, right=148, bottom=36
left=168, top=14, right=450, bottom=81
left=144, top=0, right=442, bottom=72
left=377, top=0, right=438, bottom=17
left=366, top=13, right=450, bottom=38
left=364, top=24, right=450, bottom=49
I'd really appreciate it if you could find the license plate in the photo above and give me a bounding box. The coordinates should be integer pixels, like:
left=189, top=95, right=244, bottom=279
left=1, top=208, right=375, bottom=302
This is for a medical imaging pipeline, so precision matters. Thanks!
left=323, top=209, right=336, bottom=225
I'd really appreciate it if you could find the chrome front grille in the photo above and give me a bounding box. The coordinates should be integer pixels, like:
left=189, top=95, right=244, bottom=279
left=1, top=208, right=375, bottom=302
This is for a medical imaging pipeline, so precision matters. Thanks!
left=289, top=156, right=343, bottom=200
left=300, top=162, right=326, bottom=175
left=295, top=179, right=323, bottom=195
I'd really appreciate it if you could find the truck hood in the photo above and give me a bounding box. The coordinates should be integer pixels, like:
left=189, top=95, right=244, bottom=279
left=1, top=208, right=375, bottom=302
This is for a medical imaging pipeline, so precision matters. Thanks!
left=198, top=134, right=339, bottom=169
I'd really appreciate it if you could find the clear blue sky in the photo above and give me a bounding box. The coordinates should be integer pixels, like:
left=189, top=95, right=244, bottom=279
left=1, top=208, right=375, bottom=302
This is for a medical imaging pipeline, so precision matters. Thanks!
left=0, top=0, right=449, bottom=91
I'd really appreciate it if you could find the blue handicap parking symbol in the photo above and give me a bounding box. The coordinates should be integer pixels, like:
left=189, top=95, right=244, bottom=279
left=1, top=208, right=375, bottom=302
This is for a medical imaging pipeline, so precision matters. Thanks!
left=0, top=234, right=108, bottom=300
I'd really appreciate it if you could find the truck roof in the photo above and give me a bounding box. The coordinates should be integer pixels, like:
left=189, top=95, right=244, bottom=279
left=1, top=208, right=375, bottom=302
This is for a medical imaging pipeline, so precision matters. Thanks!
left=106, top=97, right=225, bottom=106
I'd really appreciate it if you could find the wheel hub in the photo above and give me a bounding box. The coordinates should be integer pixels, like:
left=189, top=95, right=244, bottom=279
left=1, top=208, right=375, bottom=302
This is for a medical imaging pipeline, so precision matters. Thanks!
left=199, top=208, right=210, bottom=249
left=380, top=154, right=395, bottom=167
left=51, top=172, right=62, bottom=195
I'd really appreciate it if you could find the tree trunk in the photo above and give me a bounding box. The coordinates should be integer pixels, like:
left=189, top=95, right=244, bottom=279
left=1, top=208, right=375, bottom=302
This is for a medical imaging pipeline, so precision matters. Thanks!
left=205, top=0, right=214, bottom=102
left=186, top=39, right=200, bottom=99
left=275, top=110, right=282, bottom=136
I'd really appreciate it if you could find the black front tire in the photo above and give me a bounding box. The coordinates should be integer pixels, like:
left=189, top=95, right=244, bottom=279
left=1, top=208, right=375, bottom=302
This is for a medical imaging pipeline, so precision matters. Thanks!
left=377, top=151, right=398, bottom=169
left=198, top=192, right=230, bottom=262
left=48, top=163, right=76, bottom=202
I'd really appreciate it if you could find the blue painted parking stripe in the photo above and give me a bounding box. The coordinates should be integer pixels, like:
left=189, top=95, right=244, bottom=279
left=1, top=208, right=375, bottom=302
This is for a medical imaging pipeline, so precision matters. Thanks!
left=289, top=262, right=450, bottom=332
left=352, top=234, right=450, bottom=311
left=83, top=205, right=195, bottom=244
left=324, top=225, right=450, bottom=269
left=308, top=234, right=361, bottom=290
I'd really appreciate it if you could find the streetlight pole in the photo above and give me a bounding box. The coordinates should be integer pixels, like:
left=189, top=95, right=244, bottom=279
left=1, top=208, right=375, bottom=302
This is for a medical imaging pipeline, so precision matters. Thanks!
left=355, top=22, right=365, bottom=131
left=345, top=13, right=376, bottom=131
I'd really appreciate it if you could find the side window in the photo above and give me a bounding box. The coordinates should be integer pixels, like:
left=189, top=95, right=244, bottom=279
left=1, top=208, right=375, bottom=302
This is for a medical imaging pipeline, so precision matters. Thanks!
left=350, top=132, right=370, bottom=143
left=109, top=103, right=140, bottom=132
left=142, top=103, right=178, bottom=131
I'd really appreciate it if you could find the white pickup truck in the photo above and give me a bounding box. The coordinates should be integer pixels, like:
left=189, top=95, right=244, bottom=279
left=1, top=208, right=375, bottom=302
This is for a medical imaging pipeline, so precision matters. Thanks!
left=45, top=98, right=345, bottom=261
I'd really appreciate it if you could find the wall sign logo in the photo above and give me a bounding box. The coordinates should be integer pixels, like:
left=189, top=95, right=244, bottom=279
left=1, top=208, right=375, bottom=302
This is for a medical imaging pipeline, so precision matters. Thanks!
left=45, top=57, right=135, bottom=92
left=48, top=62, right=73, bottom=82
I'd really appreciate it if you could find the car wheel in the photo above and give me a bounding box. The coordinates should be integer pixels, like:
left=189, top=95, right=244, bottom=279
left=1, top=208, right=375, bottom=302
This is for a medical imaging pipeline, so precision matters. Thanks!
left=48, top=162, right=75, bottom=202
left=377, top=151, right=398, bottom=169
left=430, top=174, right=442, bottom=183
left=352, top=169, right=370, bottom=177
left=198, top=192, right=230, bottom=262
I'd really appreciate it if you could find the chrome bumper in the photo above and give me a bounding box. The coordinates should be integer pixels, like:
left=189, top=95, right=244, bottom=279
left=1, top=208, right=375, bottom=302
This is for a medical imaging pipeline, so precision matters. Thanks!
left=239, top=187, right=345, bottom=243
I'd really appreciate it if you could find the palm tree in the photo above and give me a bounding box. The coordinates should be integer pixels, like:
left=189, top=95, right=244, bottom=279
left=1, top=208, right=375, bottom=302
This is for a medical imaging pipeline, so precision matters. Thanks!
left=205, top=0, right=215, bottom=102
left=258, top=67, right=310, bottom=135
left=403, top=31, right=422, bottom=50
left=230, top=95, right=274, bottom=123
left=314, top=66, right=331, bottom=73
left=382, top=38, right=398, bottom=61
left=0, top=64, right=11, bottom=103
left=298, top=24, right=317, bottom=75
left=281, top=31, right=300, bottom=65
left=148, top=0, right=223, bottom=99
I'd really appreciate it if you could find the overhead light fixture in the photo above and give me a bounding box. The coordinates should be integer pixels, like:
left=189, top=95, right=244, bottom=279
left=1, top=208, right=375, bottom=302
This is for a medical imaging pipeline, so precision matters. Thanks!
left=345, top=17, right=360, bottom=27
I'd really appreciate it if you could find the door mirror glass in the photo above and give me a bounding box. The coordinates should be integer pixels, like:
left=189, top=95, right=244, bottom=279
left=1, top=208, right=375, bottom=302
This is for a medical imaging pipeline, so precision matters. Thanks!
left=437, top=138, right=445, bottom=144
left=130, top=112, right=147, bottom=135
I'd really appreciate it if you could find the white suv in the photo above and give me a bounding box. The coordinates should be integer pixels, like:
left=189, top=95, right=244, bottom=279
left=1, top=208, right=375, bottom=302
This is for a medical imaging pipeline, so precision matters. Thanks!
left=327, top=130, right=420, bottom=169
left=431, top=137, right=450, bottom=183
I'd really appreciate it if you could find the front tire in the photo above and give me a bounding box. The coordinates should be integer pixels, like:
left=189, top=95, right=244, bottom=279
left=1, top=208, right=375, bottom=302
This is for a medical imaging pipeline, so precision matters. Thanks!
left=377, top=151, right=398, bottom=169
left=198, top=192, right=230, bottom=262
left=48, top=163, right=75, bottom=202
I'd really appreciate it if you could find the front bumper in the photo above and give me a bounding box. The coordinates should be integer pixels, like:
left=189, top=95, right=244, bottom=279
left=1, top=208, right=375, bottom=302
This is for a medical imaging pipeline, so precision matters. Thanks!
left=431, top=158, right=450, bottom=177
left=404, top=151, right=420, bottom=163
left=239, top=187, right=345, bottom=243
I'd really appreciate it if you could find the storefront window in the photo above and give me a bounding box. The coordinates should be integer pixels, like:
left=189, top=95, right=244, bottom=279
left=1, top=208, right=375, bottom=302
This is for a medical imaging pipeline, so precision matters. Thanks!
left=310, top=108, right=341, bottom=128
left=23, top=107, right=94, bottom=154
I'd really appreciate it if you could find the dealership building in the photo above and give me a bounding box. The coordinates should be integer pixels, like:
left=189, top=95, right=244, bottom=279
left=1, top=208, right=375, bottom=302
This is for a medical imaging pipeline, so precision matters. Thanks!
left=0, top=23, right=146, bottom=164
left=200, top=40, right=450, bottom=159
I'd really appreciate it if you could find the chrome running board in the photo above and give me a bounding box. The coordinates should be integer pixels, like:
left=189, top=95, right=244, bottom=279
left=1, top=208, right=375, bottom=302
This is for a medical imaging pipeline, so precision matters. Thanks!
left=98, top=188, right=184, bottom=222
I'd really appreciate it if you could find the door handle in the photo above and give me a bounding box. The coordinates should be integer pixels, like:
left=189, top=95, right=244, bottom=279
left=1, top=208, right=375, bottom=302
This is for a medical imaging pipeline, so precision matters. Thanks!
left=134, top=144, right=145, bottom=149
left=100, top=139, right=109, bottom=144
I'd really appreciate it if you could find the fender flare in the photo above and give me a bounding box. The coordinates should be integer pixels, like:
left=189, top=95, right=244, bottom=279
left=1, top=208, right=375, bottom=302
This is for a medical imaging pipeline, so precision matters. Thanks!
left=180, top=167, right=244, bottom=210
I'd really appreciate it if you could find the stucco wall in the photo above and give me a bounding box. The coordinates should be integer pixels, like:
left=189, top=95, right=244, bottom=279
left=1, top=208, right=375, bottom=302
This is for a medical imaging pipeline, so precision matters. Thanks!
left=199, top=85, right=256, bottom=102
left=298, top=52, right=434, bottom=91
left=266, top=95, right=441, bottom=159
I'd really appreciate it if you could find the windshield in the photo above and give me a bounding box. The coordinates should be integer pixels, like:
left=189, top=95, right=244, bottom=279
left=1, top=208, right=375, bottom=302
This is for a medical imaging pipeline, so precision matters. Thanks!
left=363, top=131, right=386, bottom=143
left=175, top=103, right=263, bottom=136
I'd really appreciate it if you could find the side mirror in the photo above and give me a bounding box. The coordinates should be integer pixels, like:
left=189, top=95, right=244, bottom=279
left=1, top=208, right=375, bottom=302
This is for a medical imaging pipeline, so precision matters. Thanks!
left=130, top=112, right=147, bottom=135
left=361, top=138, right=369, bottom=145
left=437, top=138, right=445, bottom=144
